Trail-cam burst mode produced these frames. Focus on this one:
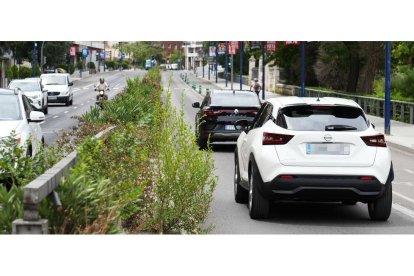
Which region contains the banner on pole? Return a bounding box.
[209,46,216,57]
[249,41,261,50]
[284,41,300,45]
[217,43,226,55]
[266,41,277,52]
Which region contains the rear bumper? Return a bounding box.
[259,174,386,202]
[207,131,241,142]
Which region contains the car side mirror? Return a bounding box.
[29,111,45,122]
[371,123,375,129]
[68,82,73,86]
[192,102,200,108]
[43,89,48,93]
[234,119,250,132]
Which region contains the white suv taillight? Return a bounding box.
[262,132,294,145]
[361,134,387,147]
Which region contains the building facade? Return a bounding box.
[183,41,203,70]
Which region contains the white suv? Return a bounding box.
[234,97,393,221]
[8,78,48,114]
[0,89,45,157]
[40,73,74,106]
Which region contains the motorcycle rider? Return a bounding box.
[250,78,262,97]
[94,78,109,101]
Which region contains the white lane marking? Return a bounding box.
[83,83,95,89]
[39,121,45,124]
[404,169,414,174]
[114,87,119,90]
[73,107,78,109]
[64,111,69,114]
[394,181,414,187]
[53,115,59,119]
[81,103,84,106]
[393,191,414,204]
[73,88,80,92]
[392,203,414,220]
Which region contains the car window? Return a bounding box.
[9,81,40,91]
[251,103,273,130]
[210,93,261,107]
[41,75,67,85]
[277,105,369,131]
[0,94,22,120]
[22,95,33,119]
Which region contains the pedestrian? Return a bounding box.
[250,78,262,97]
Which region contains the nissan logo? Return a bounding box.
[324,134,333,142]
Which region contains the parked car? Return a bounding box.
[40,73,73,106]
[8,78,48,114]
[234,96,393,221]
[0,88,45,158]
[192,90,261,149]
[170,63,178,70]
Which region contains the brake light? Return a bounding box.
[278,175,295,179]
[203,109,223,117]
[262,132,294,145]
[359,176,374,181]
[361,135,386,147]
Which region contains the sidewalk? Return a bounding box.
[182,68,414,153]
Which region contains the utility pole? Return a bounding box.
[215,46,218,83]
[103,41,106,72]
[231,45,234,90]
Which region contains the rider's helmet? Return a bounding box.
[100,78,104,84]
[254,78,258,82]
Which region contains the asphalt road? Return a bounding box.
[163,70,414,234]
[41,69,144,145]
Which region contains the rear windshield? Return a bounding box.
[9,81,40,91]
[278,105,369,131]
[41,75,66,85]
[0,94,21,121]
[210,93,261,108]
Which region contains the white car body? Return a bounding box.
[235,96,394,221]
[0,89,45,158]
[8,78,48,114]
[40,73,73,105]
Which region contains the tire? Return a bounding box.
[65,98,70,106]
[248,158,269,219]
[197,128,208,150]
[234,150,248,203]
[43,103,48,115]
[26,145,32,158]
[69,96,73,106]
[368,182,392,221]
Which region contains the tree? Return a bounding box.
[43,41,72,67]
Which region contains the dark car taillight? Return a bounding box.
[361,134,386,147]
[262,132,294,145]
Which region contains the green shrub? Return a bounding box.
[70,64,75,74]
[77,61,83,70]
[6,67,13,80]
[138,90,217,234]
[19,67,32,78]
[12,65,19,79]
[87,62,96,69]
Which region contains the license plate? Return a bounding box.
[49,96,57,100]
[306,143,350,155]
[225,125,235,131]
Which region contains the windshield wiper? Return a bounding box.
[325,124,357,131]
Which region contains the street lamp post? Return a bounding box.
[225,41,228,87]
[215,46,218,83]
[103,41,106,72]
[385,42,392,135]
[301,41,306,97]
[261,41,265,100]
[40,41,46,73]
[240,41,243,90]
[32,42,38,77]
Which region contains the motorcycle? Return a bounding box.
[95,87,109,109]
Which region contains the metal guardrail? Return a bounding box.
[12,126,115,234]
[276,84,414,125]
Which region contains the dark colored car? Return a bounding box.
[192,90,261,149]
